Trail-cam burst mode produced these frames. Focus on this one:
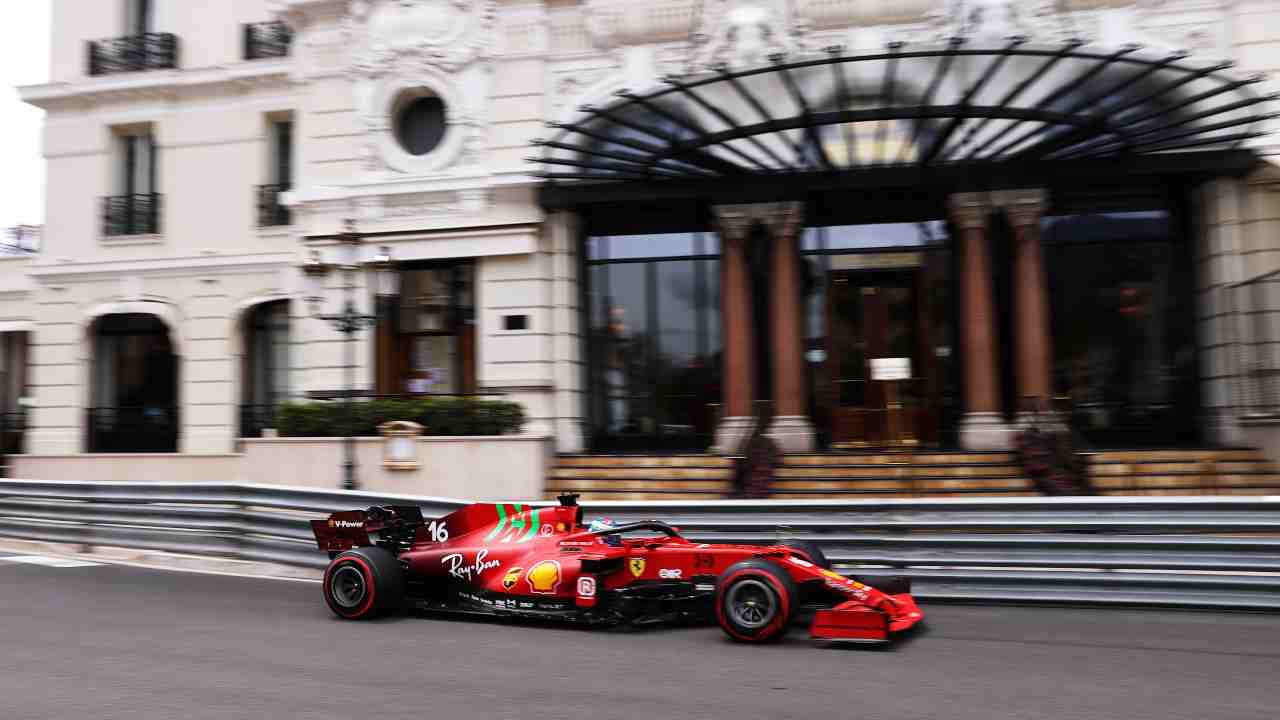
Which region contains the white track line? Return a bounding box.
[0,548,320,583]
[0,555,102,568]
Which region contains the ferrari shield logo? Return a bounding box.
[628,557,646,578]
[502,567,522,591]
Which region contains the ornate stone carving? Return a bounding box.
[948,192,991,230]
[347,0,498,78]
[992,189,1048,229]
[712,202,805,240]
[687,1,812,72]
[926,0,1077,43]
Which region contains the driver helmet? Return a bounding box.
[588,517,622,546]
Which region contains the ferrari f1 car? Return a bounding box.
[311,493,923,644]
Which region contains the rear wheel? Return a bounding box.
[323,547,405,620]
[715,560,798,643]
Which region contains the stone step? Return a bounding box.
[544,491,730,501]
[554,455,733,468]
[781,452,1016,466]
[771,476,1031,492]
[770,490,1039,498]
[1088,461,1276,475]
[773,465,1023,479]
[547,478,734,492]
[550,466,732,480]
[1084,449,1264,463]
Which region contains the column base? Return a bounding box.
[764,415,816,453]
[1013,411,1066,434]
[959,412,1013,450]
[712,416,756,455]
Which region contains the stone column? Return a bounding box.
[949,193,1009,450]
[762,202,815,452]
[996,190,1055,426]
[711,205,758,454]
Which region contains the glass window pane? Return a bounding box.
[600,263,650,433]
[1041,211,1171,244]
[400,269,452,331]
[655,261,699,435]
[598,233,698,260]
[407,335,457,393]
[821,221,945,250]
[587,236,605,261]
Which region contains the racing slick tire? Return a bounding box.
[715,559,798,643]
[777,540,830,569]
[322,547,405,620]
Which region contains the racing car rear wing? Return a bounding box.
[311,505,426,554]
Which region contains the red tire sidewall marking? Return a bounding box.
[324,555,377,619]
[716,567,791,642]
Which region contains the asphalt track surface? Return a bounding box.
[3,553,1279,720]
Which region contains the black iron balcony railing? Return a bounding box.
[244,21,293,60]
[88,33,179,76]
[87,406,178,453]
[256,184,292,227]
[102,193,162,237]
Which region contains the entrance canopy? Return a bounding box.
[535,39,1274,199]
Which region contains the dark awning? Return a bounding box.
[534,39,1274,199]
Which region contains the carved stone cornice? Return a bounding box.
[712,202,805,241]
[993,189,1049,229]
[18,65,295,112]
[948,192,992,231]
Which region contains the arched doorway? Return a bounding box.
[88,313,178,453]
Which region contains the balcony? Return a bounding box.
[102,193,162,237]
[88,33,179,76]
[256,184,292,227]
[244,21,293,60]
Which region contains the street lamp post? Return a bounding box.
[301,219,397,490]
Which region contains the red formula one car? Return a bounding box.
[311,494,923,644]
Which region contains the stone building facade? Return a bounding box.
[4,0,1280,474]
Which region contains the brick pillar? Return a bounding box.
[997,189,1055,425]
[949,193,1009,450]
[762,202,815,452]
[711,205,757,453]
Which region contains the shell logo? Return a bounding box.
[526,560,561,594]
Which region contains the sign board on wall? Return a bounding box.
[870,357,912,381]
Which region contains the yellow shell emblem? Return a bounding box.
[629,557,646,578]
[526,560,561,594]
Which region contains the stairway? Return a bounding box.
[771,451,1034,498]
[545,448,1280,501]
[1083,448,1280,495]
[546,454,736,501]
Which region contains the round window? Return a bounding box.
[394,94,447,157]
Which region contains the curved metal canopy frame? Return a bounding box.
[533,38,1276,185]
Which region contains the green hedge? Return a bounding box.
[274,398,525,438]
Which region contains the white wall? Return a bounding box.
[12,435,553,501]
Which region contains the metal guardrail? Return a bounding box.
[0,481,1278,609]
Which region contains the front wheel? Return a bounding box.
[715,560,798,643]
[322,547,405,620]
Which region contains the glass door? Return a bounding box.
[826,269,927,447]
